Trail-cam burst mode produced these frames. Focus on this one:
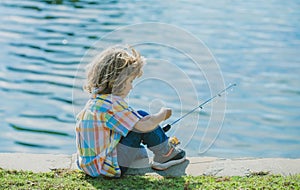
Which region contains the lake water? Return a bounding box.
[0,0,299,158]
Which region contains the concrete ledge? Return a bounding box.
[0,153,299,176]
[0,153,77,173]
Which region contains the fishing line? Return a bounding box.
[163,83,236,132]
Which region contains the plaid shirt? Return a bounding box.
[75,94,140,177]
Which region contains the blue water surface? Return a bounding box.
[0,0,299,158]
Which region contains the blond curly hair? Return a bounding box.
[84,45,145,96]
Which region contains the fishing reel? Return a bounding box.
[162,124,171,132]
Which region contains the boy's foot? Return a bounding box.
[151,138,186,171]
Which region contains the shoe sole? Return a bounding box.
[151,156,186,171]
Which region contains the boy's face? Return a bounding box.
[120,75,135,98]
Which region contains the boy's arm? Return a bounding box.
[133,108,172,132]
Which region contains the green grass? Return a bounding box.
[0,168,299,190]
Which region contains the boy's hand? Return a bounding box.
[134,108,172,132]
[161,107,172,120]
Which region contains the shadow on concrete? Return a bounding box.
[125,159,190,177]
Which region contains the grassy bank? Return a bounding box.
[0,168,299,190]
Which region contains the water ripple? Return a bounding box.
[0,87,53,96]
[19,114,74,123]
[10,53,78,65]
[7,66,77,79]
[15,141,59,149]
[9,123,71,137]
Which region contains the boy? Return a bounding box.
[75,45,186,177]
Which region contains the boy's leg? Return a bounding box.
[117,110,185,173]
[137,110,169,147]
[137,110,186,170]
[117,130,144,174]
[117,110,166,174]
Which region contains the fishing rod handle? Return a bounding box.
[162,124,171,132]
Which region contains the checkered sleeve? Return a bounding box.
[106,99,140,136]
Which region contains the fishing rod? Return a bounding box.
[162,83,237,132]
